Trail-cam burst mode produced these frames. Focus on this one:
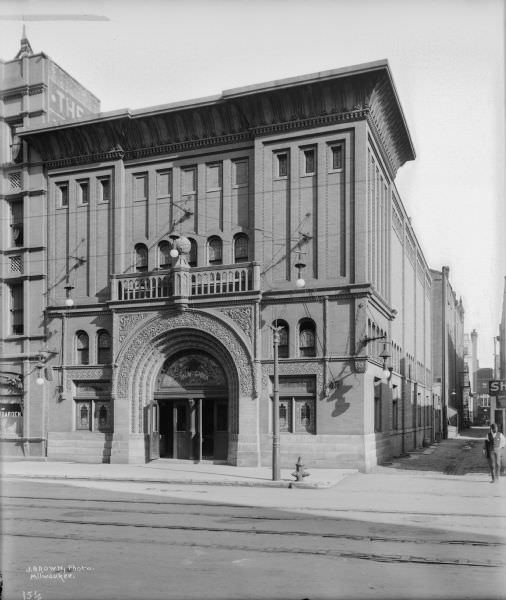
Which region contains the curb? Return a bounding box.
[0,473,341,489]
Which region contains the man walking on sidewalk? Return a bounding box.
[485,423,506,482]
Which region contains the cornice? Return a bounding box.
[0,83,46,100]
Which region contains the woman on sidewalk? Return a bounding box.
[484,423,506,482]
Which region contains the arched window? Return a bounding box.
[188,238,198,267]
[97,330,111,364]
[234,233,249,263]
[272,320,289,358]
[207,236,223,265]
[158,241,171,269]
[299,319,316,357]
[134,243,148,272]
[76,331,89,365]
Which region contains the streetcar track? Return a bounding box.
[2,494,504,519]
[2,530,500,568]
[3,515,504,548]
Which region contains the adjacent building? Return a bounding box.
[2,35,447,470]
[0,32,100,452]
[431,267,466,437]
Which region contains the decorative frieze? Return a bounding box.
[118,313,146,344]
[218,306,253,340]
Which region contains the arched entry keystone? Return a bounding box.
[112,310,256,464]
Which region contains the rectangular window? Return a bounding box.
[134,174,148,200]
[157,170,172,197]
[182,167,196,194]
[94,401,112,432]
[76,401,92,430]
[98,176,111,202]
[272,394,316,434]
[330,145,343,170]
[392,399,398,430]
[374,379,382,432]
[303,148,315,175]
[78,180,89,205]
[206,163,222,190]
[10,283,24,335]
[57,182,69,207]
[412,386,417,428]
[233,160,248,186]
[276,152,288,177]
[10,201,23,247]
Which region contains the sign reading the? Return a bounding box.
[489,380,506,395]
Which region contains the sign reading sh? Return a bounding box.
[489,380,506,395]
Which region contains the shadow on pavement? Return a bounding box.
[381,427,503,476]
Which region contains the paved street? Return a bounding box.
[1,428,505,600]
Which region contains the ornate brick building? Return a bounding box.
[2,35,437,470]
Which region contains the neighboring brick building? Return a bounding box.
[3,35,437,470]
[431,267,465,437]
[0,32,100,455]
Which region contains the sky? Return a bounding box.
[1,0,504,368]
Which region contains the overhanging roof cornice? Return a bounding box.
[20,60,415,176]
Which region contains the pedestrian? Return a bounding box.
[484,424,506,483]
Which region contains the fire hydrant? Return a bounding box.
[291,456,310,481]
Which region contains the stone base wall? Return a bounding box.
[47,431,112,463]
[0,438,44,458]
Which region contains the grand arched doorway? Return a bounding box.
[155,351,229,461]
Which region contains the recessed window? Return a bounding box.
[272,320,289,358]
[134,174,148,201]
[206,163,222,190]
[207,236,223,265]
[97,330,111,364]
[233,233,249,263]
[157,170,172,197]
[135,244,148,272]
[233,160,248,186]
[57,182,69,207]
[299,319,316,357]
[99,176,111,202]
[182,168,196,195]
[275,397,315,433]
[331,145,343,170]
[188,238,198,267]
[158,241,171,269]
[9,283,23,335]
[303,149,315,175]
[78,180,89,205]
[276,153,288,177]
[76,331,90,365]
[9,201,23,247]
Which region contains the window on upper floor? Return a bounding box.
[135,244,148,272]
[158,241,171,269]
[76,331,90,365]
[57,182,69,208]
[233,159,248,186]
[233,233,249,263]
[98,176,111,202]
[330,145,343,170]
[9,283,23,336]
[134,173,148,201]
[303,148,315,175]
[78,179,89,205]
[9,201,23,247]
[206,163,222,190]
[273,320,289,359]
[207,236,223,265]
[188,238,198,267]
[9,121,23,163]
[299,319,316,357]
[97,330,111,365]
[276,152,288,178]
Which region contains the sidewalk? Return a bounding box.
[0,458,357,489]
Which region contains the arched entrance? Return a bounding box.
[154,351,229,461]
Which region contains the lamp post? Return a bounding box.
[271,324,282,481]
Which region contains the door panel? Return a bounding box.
[148,402,160,460]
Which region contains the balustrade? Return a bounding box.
[112,263,259,302]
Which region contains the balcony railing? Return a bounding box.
[111,262,260,302]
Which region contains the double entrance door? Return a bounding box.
[158,398,228,461]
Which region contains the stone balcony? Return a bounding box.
[110,262,261,302]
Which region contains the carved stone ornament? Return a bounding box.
[218,306,253,340]
[118,313,146,344]
[261,361,325,400]
[64,368,112,393]
[353,358,368,374]
[0,372,23,393]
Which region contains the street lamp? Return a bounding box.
[271,322,284,481]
